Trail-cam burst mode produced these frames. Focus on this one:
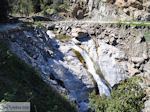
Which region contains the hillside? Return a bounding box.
[0,40,76,112]
[0,0,150,112]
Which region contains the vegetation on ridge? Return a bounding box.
[0,0,70,22]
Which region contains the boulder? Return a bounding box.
[143,99,150,112]
[79,102,89,112]
[46,24,55,30]
[72,38,81,45]
[46,30,56,39]
[97,43,128,87]
[144,61,150,74]
[145,14,150,21]
[71,28,88,38]
[131,57,145,64]
[143,52,149,60]
[127,63,140,76]
[135,34,145,43]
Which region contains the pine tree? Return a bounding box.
[32,0,41,13]
[0,0,10,21]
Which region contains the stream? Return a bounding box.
[72,45,111,96]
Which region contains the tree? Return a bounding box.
[12,0,33,16]
[0,0,10,21]
[31,0,41,13]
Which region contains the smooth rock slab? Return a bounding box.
[98,42,128,87]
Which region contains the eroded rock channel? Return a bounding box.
[0,23,150,112]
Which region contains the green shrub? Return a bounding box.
[34,21,45,28]
[56,34,71,42]
[89,77,146,112]
[57,3,70,12]
[46,8,57,14]
[12,0,33,16]
[72,49,87,69]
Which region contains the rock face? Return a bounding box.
[69,0,150,21]
[49,22,150,112]
[98,43,128,86]
[1,22,150,112]
[0,28,94,112]
[123,0,149,20]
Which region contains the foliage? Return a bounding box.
[42,1,69,16]
[0,0,70,18]
[72,49,87,68]
[56,34,71,42]
[116,21,150,27]
[34,21,45,28]
[72,49,84,63]
[0,40,77,112]
[0,0,10,21]
[41,6,57,16]
[52,2,70,12]
[45,7,57,15]
[31,0,41,13]
[11,0,33,16]
[89,77,146,112]
[40,0,53,10]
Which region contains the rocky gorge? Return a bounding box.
[0,22,149,112]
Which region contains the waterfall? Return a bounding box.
[72,45,111,96]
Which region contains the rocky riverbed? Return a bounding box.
[0,22,150,112]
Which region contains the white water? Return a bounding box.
[72,45,111,96]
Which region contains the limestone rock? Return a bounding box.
[143,99,150,112]
[72,38,81,45]
[127,63,140,76]
[79,102,89,112]
[97,42,128,87]
[135,34,145,44]
[71,27,89,41]
[144,61,150,74]
[46,30,56,39]
[145,14,150,21]
[71,27,82,37]
[143,53,149,60]
[131,57,145,64]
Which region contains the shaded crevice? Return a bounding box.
[49,73,65,88]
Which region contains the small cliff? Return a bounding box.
[0,22,149,111]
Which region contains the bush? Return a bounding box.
[89,77,146,112]
[56,34,71,42]
[12,0,33,16]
